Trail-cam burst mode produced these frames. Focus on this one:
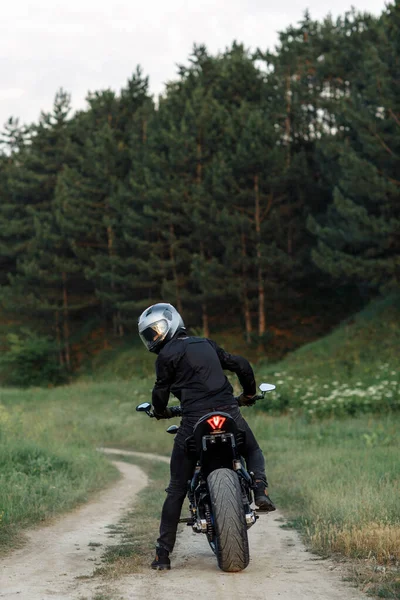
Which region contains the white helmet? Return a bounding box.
[138,303,185,352]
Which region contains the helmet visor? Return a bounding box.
[139,319,169,350]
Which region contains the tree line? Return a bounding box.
[0,4,398,372]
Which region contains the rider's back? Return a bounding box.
[157,335,235,414]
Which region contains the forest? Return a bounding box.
[0,3,399,381]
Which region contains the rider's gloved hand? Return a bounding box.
[153,407,172,420]
[153,406,182,419]
[236,393,257,407]
[169,405,182,418]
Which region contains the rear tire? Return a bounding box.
[207,468,250,572]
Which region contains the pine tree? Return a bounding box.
[0,118,32,286]
[163,44,271,335]
[56,70,154,336]
[132,82,194,319]
[309,5,400,291]
[229,100,292,343]
[0,91,85,368]
[182,68,232,336]
[124,48,230,334]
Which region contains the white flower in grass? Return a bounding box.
[312,400,319,405]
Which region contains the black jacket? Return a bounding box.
[152,334,256,416]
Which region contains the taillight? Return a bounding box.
[207,415,227,430]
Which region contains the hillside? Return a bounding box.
[261,294,399,376]
[79,295,400,419]
[257,294,400,417]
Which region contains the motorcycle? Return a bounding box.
[136,382,275,573]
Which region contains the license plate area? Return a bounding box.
[202,432,236,452]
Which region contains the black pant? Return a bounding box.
[157,406,267,552]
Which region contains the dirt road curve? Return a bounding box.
[0,450,367,600]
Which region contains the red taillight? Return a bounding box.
[207,415,227,430]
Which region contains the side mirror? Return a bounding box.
[136,402,152,412]
[166,425,179,435]
[259,383,276,393]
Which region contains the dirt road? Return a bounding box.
[0,450,367,600]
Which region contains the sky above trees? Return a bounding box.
[1,0,389,126]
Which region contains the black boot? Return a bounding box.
[151,546,171,570]
[254,481,276,512]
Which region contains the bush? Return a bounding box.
[0,329,67,387]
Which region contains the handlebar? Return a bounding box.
[135,402,182,419]
[135,383,276,419]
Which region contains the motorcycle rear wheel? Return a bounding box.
[207,468,250,572]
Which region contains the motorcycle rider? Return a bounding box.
[138,302,276,571]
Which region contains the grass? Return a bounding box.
[0,295,399,596]
[79,335,155,382]
[263,294,400,375]
[255,294,400,418]
[0,384,398,596]
[0,387,120,548]
[251,415,400,562]
[0,378,175,549]
[253,414,400,598]
[0,439,117,542]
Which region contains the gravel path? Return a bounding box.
[0,449,367,600]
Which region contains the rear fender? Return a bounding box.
[185,411,246,457]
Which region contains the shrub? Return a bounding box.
[0,329,67,387]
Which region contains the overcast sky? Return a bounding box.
[1,0,389,127]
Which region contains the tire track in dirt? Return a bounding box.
[0,449,368,600]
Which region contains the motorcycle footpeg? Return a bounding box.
[178,517,193,524]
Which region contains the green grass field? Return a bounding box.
[0,295,399,595]
[1,381,398,561]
